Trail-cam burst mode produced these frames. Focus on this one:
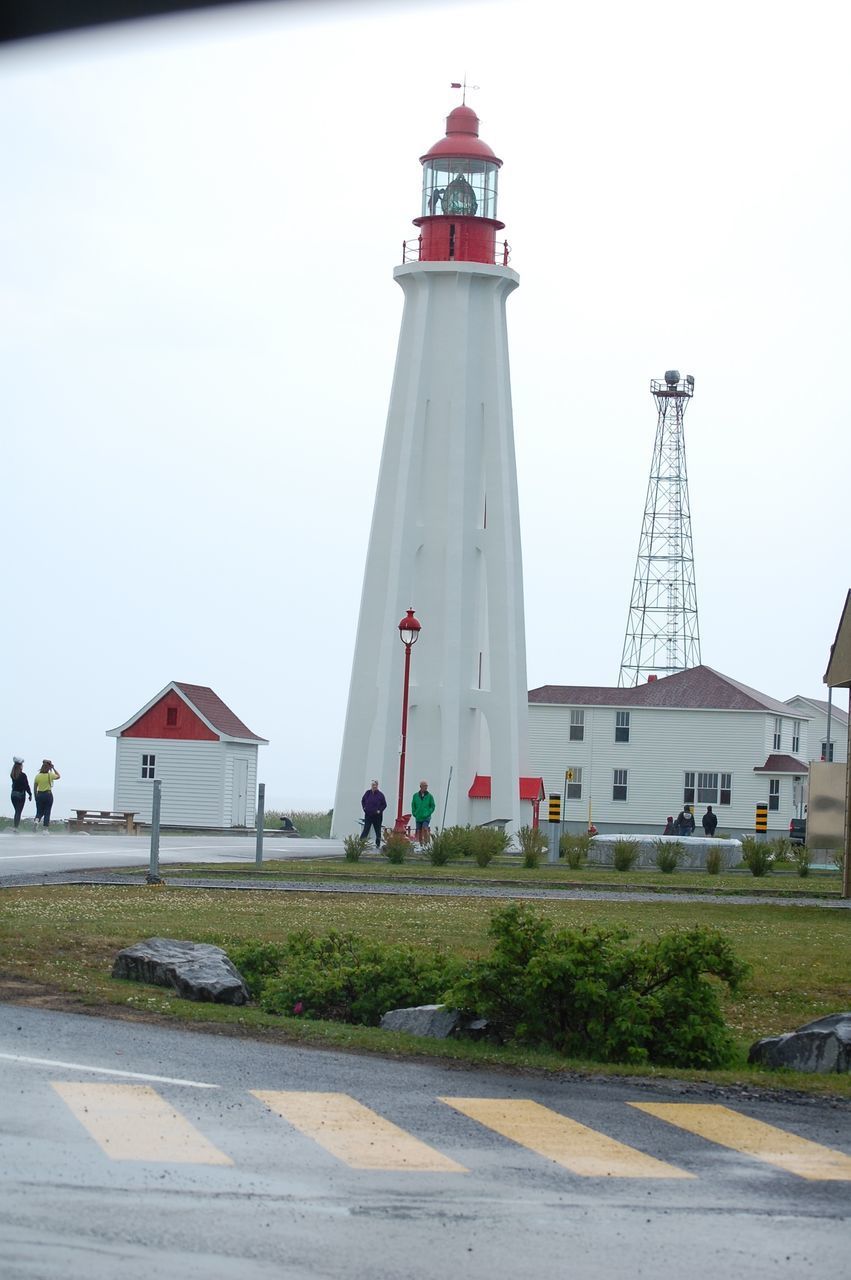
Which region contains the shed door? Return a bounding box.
[232,758,248,826]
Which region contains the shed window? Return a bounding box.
[141,754,156,780]
[612,769,628,801]
[166,706,178,727]
[569,710,585,741]
[566,767,582,801]
[615,711,630,743]
[720,773,732,806]
[683,772,695,805]
[768,778,780,811]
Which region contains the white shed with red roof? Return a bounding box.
[107,682,268,828]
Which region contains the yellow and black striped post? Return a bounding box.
[755,803,768,834]
[547,794,561,864]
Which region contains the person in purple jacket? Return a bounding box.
[361,779,387,848]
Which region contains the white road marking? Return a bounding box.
[0,1052,219,1088]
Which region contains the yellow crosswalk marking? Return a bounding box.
[440,1098,693,1178]
[630,1103,851,1181]
[252,1091,467,1172]
[51,1083,232,1164]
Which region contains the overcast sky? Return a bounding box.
[3,0,849,813]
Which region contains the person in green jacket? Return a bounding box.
[411,780,435,845]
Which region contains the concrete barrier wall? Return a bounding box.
[588,834,743,872]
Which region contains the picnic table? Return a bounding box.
[68,809,139,835]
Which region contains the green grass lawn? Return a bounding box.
[151,854,844,898]
[1,881,849,1098]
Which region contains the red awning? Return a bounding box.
[468,775,545,801]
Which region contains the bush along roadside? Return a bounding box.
[444,903,749,1068]
[229,903,749,1069]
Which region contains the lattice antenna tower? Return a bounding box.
[618,370,701,687]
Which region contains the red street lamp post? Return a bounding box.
[395,607,421,832]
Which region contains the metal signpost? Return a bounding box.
[146,779,163,884]
[255,782,265,867]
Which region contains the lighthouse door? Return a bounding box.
[232,758,248,827]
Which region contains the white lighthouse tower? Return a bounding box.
[332,101,529,836]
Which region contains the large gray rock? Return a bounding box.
[748,1012,851,1073]
[112,937,249,1005]
[380,1004,461,1038]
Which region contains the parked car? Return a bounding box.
[789,817,806,845]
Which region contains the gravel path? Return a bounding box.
[2,868,848,908]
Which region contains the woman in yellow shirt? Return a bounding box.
[33,759,60,830]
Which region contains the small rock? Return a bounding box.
[380,1004,461,1038]
[112,937,249,1005]
[748,1012,851,1073]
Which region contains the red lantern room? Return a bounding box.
[411,104,506,265]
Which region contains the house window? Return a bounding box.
[683,772,695,805]
[141,753,156,780]
[566,767,582,801]
[613,769,628,801]
[821,741,835,762]
[720,772,732,805]
[791,720,800,754]
[773,717,782,751]
[615,711,630,743]
[697,772,719,804]
[569,710,585,741]
[768,778,780,811]
[166,706,178,727]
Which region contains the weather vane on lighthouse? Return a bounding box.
[450,76,479,105]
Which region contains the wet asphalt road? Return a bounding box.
[1,1005,849,1280]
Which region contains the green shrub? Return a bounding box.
[516,825,548,868]
[444,903,748,1068]
[469,826,509,867]
[770,835,794,865]
[612,838,640,872]
[560,832,591,868]
[653,838,685,874]
[740,835,773,877]
[440,826,473,859]
[791,845,812,878]
[382,832,408,864]
[342,834,367,862]
[426,830,456,866]
[234,931,463,1026]
[705,846,724,875]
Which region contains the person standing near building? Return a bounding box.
[411,780,435,845]
[10,758,32,830]
[33,759,60,830]
[680,806,696,836]
[360,779,386,849]
[702,805,718,836]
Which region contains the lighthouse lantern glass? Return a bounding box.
[421,158,499,221]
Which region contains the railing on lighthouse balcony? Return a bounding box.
[402,236,511,266]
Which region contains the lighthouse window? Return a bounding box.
[421,159,498,221]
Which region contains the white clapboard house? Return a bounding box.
[528,666,811,836]
[783,694,848,764]
[108,682,268,828]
